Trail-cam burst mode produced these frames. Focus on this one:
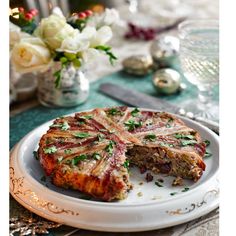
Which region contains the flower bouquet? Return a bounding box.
[10,7,119,107]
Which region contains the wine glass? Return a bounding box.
[178,20,219,121]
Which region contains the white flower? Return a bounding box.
[34,14,75,49]
[87,8,120,28]
[83,26,113,47]
[52,6,65,18]
[57,30,90,54]
[10,22,21,48]
[103,8,120,26]
[11,37,52,73]
[81,48,99,63]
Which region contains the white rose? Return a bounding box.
[11,37,52,73]
[57,30,90,54]
[34,14,75,49]
[10,22,21,49]
[83,26,112,47]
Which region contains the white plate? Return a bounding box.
[10,109,219,232]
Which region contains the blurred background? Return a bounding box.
[9,0,219,111]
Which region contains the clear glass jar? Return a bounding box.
[37,63,89,107]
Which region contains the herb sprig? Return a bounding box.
[124,120,142,131]
[144,134,156,142]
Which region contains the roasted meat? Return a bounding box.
[38,106,206,201]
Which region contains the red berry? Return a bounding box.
[25,12,33,20]
[84,10,93,17]
[18,7,24,13]
[78,12,86,19]
[29,9,38,16]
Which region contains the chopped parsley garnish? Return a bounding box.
[50,121,70,131]
[105,140,116,155]
[73,132,90,138]
[123,160,130,169]
[204,151,212,158]
[131,108,140,117]
[43,146,57,154]
[181,187,190,192]
[108,108,122,116]
[79,115,93,120]
[204,140,211,147]
[124,120,142,131]
[71,154,88,165]
[144,134,156,142]
[181,140,197,146]
[57,156,64,163]
[166,118,173,128]
[64,149,72,154]
[97,133,105,142]
[174,133,195,140]
[92,153,101,160]
[155,181,163,187]
[40,176,46,182]
[160,142,174,148]
[33,151,39,160]
[61,121,70,131]
[170,192,178,196]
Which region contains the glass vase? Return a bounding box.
[37,63,89,107]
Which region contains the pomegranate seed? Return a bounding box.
[78,12,86,19]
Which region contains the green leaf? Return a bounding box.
[155,181,163,187]
[174,133,195,140]
[79,115,93,120]
[105,140,116,155]
[181,187,190,192]
[61,121,70,131]
[204,151,212,158]
[97,133,105,142]
[144,134,156,142]
[123,160,130,169]
[131,108,140,117]
[124,120,142,131]
[73,132,90,138]
[64,149,72,154]
[170,192,178,196]
[181,140,197,146]
[159,142,174,148]
[95,45,117,65]
[43,146,57,154]
[71,154,88,165]
[92,153,101,160]
[54,69,62,89]
[204,140,211,147]
[107,108,122,116]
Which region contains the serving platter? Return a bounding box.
[10,108,219,232]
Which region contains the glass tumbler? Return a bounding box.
[178,20,219,121]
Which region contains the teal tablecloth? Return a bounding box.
[11,70,217,149]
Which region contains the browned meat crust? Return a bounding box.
[38,106,206,201]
